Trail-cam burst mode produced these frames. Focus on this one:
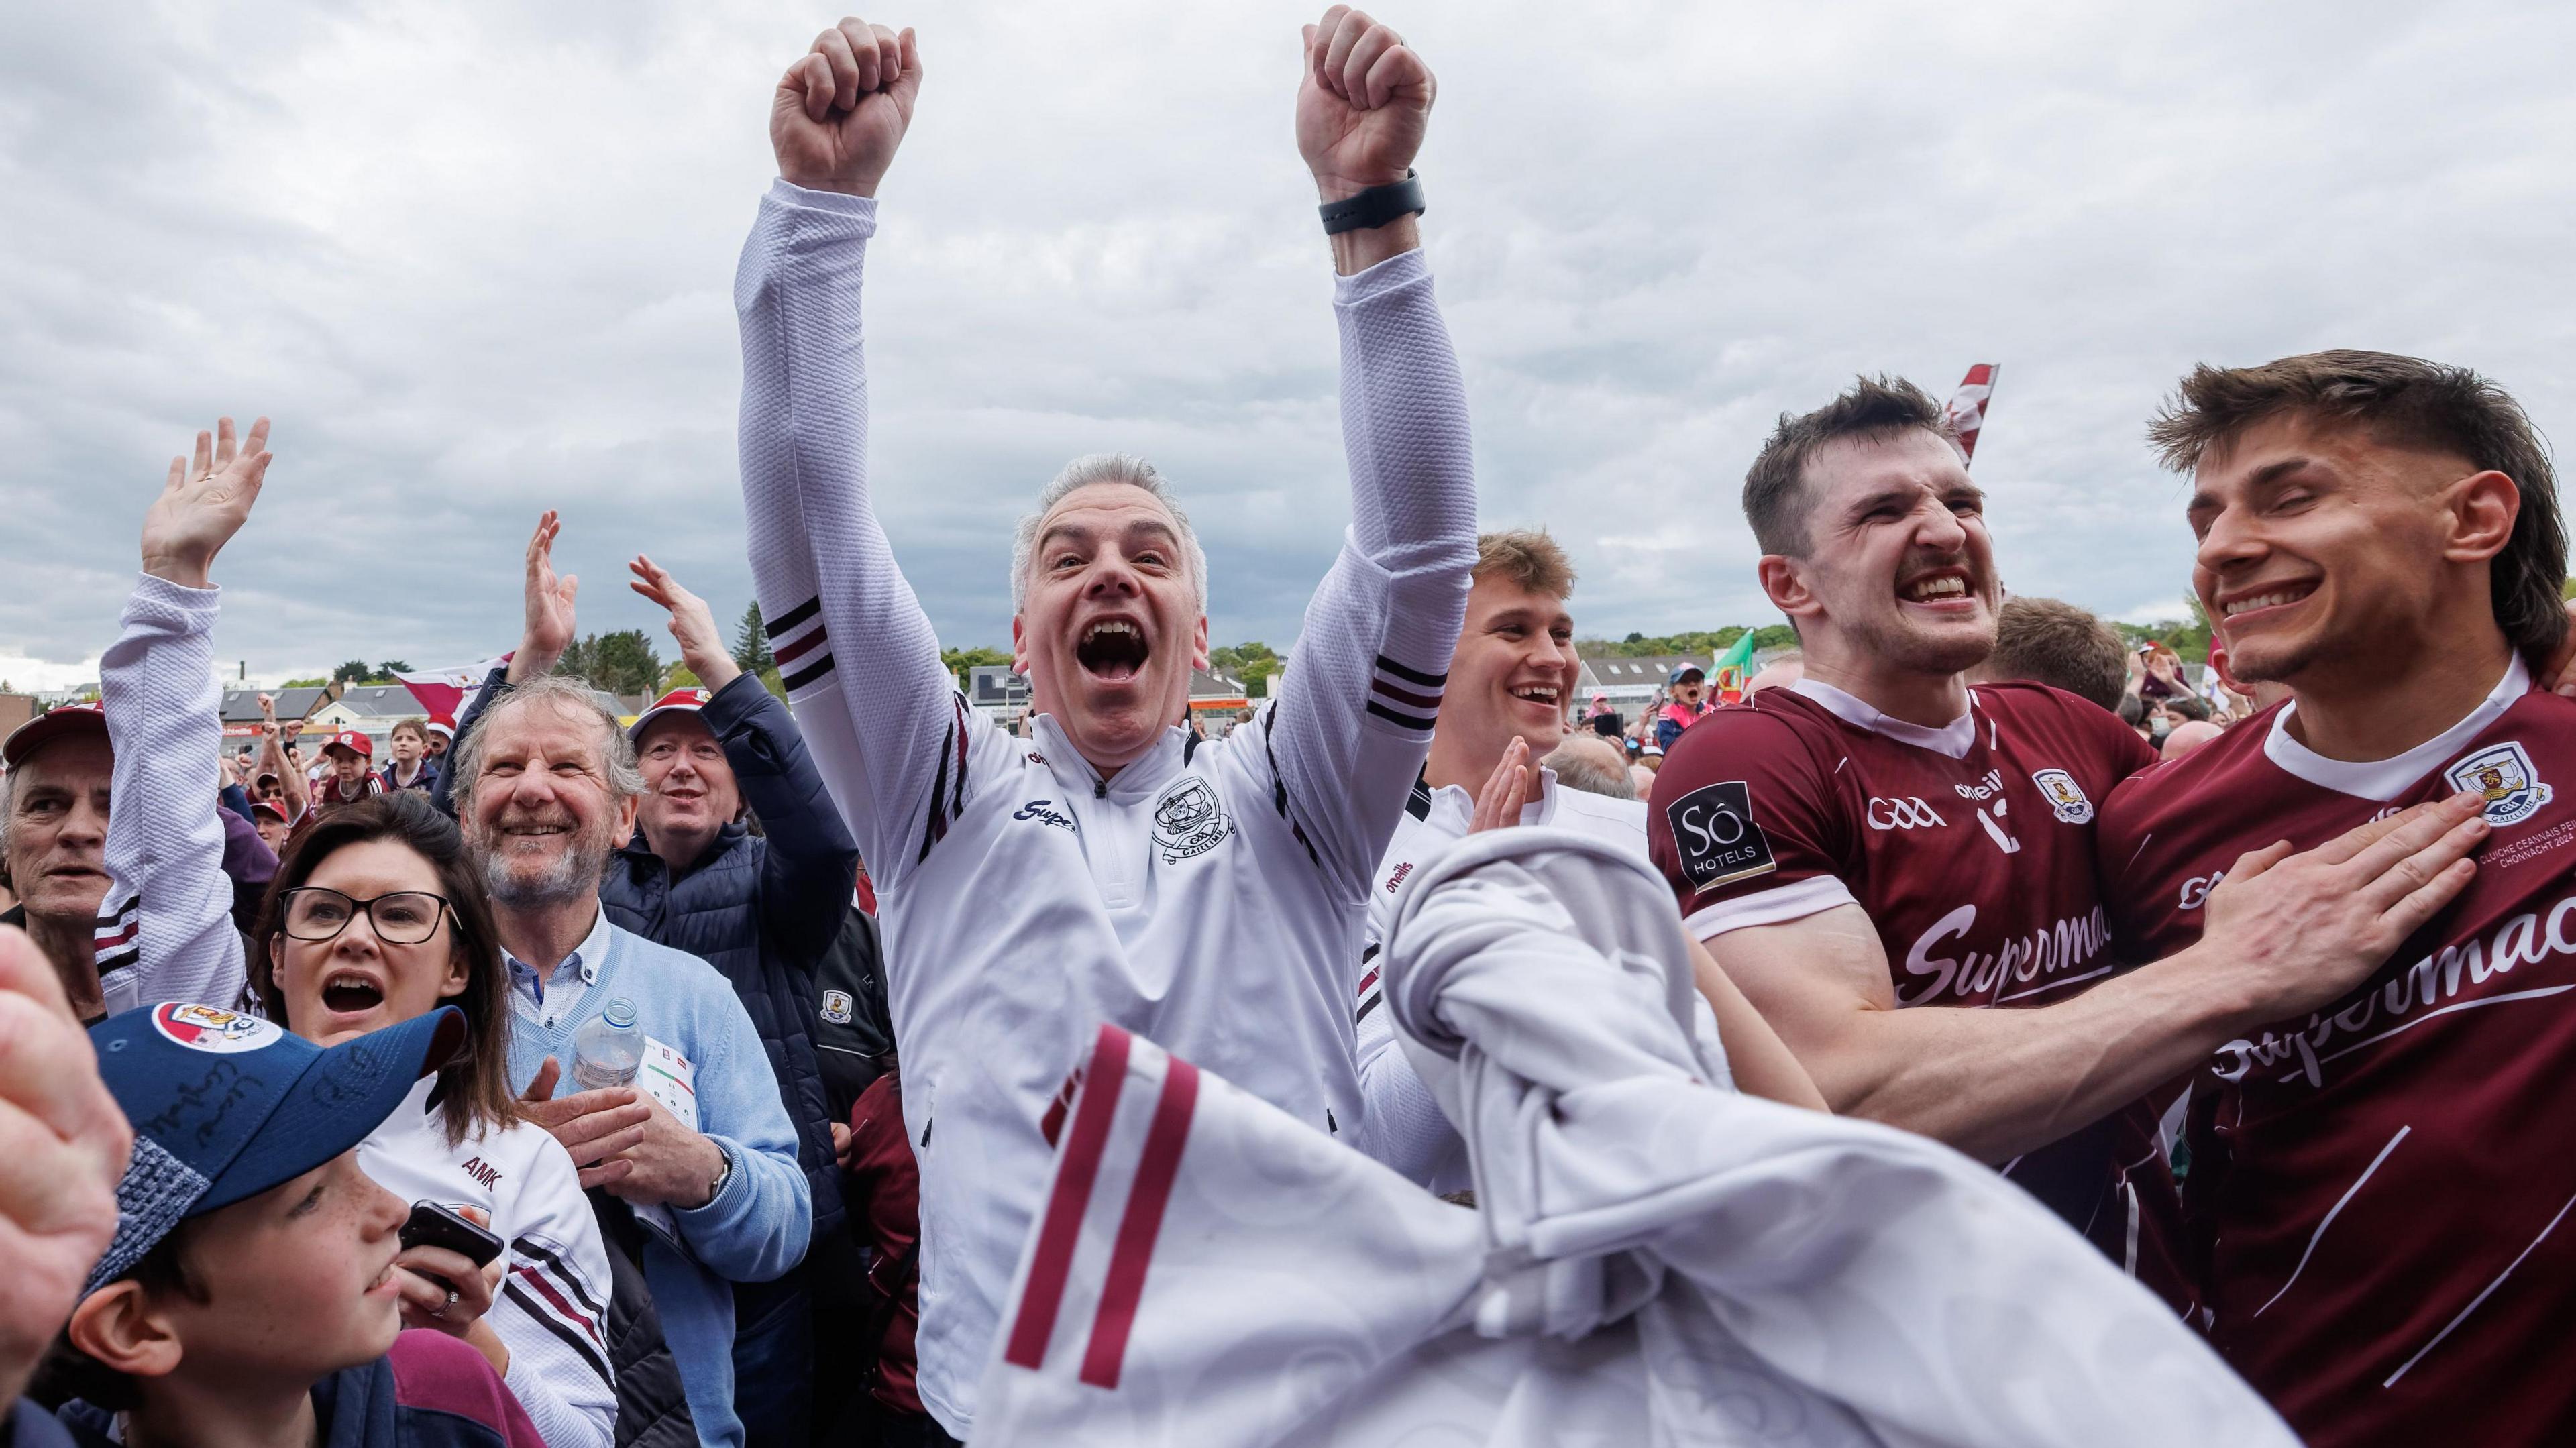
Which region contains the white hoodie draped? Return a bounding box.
[974,828,2293,1447]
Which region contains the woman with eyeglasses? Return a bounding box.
[97,421,619,1448]
[252,794,621,1448]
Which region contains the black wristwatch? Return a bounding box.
[1320,171,1426,235]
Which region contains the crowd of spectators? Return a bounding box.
[7,8,2575,1448]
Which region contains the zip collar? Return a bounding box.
[1031,714,1191,802]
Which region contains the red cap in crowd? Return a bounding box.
[250,799,290,824]
[321,730,373,760]
[425,714,455,740]
[1,700,109,769]
[629,687,712,742]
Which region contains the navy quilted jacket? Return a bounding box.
[600,671,857,1241]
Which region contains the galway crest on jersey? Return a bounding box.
[2445,740,2553,826]
[1152,777,1234,863]
[2031,767,2095,825]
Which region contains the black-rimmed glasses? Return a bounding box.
[279,887,451,944]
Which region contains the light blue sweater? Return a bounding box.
[506,924,811,1448]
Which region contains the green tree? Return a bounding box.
[331,659,373,685]
[940,645,1013,677]
[733,602,775,674]
[375,659,413,679]
[1210,641,1280,698]
[282,676,329,689]
[557,629,663,699]
[666,661,702,691]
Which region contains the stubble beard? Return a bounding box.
[474,812,614,911]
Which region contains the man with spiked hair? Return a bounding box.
[734,10,1475,1437]
[1647,375,2485,1316]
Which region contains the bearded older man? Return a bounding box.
[446,673,810,1448]
[735,11,1474,1437]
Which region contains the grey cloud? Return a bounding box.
[6,0,2576,687]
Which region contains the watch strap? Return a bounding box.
[1320,171,1426,235]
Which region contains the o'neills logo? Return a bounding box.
[1898,903,2112,1006]
[2216,891,2576,1089]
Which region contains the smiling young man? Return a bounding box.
[1348,532,1821,1190]
[2096,352,2576,1447]
[733,12,1474,1437]
[1647,377,2487,1303]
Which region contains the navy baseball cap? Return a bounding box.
[85,1002,466,1292]
[1668,664,1705,685]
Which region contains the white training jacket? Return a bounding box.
[733,179,1476,1433]
[100,575,620,1448]
[362,1078,619,1448]
[95,574,258,1015]
[1352,767,1647,1192]
[972,830,2297,1446]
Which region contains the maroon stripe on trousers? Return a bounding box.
[1003,1025,1134,1371]
[1079,1053,1201,1388]
[1371,677,1441,712]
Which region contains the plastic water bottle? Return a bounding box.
[570,998,643,1091]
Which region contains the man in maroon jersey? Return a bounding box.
[1648,376,2483,1302]
[2099,350,2571,1447]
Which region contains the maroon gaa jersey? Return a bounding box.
[2099,657,2576,1448]
[1647,678,2190,1302]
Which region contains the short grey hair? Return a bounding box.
[1009,453,1210,615]
[1544,736,1642,801]
[448,674,645,826]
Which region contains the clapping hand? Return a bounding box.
[508,511,578,683]
[629,555,743,693]
[142,416,272,590]
[1467,735,1533,834]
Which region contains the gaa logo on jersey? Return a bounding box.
[2030,768,2094,825]
[819,989,855,1026]
[1151,777,1234,863]
[2446,741,2553,826]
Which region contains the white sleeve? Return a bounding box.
[99,574,248,1015]
[1258,252,1477,898]
[735,180,994,889]
[489,1130,619,1448]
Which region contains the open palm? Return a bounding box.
[1295,7,1434,198]
[141,416,271,589]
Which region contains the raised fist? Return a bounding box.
[1296,7,1434,201]
[771,17,922,198]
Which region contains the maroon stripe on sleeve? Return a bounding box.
[1079,1053,1200,1389]
[773,626,826,664]
[1002,1025,1134,1372]
[1371,677,1442,712]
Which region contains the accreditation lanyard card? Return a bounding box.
[640,1035,699,1132]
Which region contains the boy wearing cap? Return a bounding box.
[312,732,386,820]
[44,1001,543,1448]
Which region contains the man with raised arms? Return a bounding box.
[734,11,1474,1438]
[1646,378,2484,1304]
[2099,352,2576,1446]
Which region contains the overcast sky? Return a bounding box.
[6,0,2574,689]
